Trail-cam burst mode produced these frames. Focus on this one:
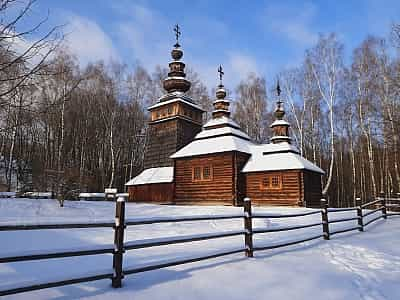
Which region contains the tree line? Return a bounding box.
[1,1,399,206]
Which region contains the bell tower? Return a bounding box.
[270,80,291,144]
[144,25,204,169]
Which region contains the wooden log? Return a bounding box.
[243,197,253,257]
[321,199,330,240]
[380,192,387,220]
[112,197,125,288]
[356,197,363,232]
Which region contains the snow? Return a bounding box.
[270,119,290,127]
[212,109,230,113]
[213,99,230,104]
[79,193,106,199]
[0,198,399,299]
[23,192,53,198]
[194,126,251,140]
[0,192,16,198]
[270,135,292,142]
[125,167,174,186]
[147,97,204,112]
[203,116,240,129]
[171,135,253,158]
[242,144,324,174]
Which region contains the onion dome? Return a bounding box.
[212,65,230,119]
[271,80,291,144]
[163,24,191,93]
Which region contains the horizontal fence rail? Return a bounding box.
[361,199,382,208]
[253,234,324,252]
[253,222,322,234]
[252,210,321,219]
[0,222,115,231]
[0,245,114,263]
[1,194,399,296]
[327,207,358,212]
[124,248,245,275]
[0,270,114,297]
[125,230,246,250]
[125,214,244,226]
[328,216,359,224]
[330,226,360,236]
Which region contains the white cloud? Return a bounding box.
[262,2,317,46]
[111,2,170,70]
[228,53,259,79]
[64,14,119,65]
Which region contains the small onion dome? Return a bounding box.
[216,84,227,99]
[274,105,285,119]
[171,47,183,60]
[163,76,191,93]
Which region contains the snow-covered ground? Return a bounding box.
[0,198,399,300]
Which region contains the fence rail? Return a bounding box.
[1,194,399,296]
[0,222,114,231]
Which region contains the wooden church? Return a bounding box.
[126,27,324,207]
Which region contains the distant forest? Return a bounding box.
[1,1,400,206]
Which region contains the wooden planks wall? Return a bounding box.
[175,152,237,205]
[245,170,302,206]
[127,183,174,203]
[234,152,251,206]
[302,170,323,208]
[144,118,201,169]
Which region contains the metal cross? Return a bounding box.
[218,65,224,83]
[174,24,181,44]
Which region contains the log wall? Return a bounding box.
[144,118,201,169]
[175,152,248,205]
[245,170,302,206]
[127,183,174,203]
[303,170,323,208]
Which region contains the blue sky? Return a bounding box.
[22,0,400,89]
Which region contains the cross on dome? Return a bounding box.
[276,79,281,97]
[174,24,181,47]
[218,65,224,84]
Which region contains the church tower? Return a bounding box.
[270,81,291,144]
[144,25,204,169]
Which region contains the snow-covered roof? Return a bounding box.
[257,142,300,154]
[195,126,251,140]
[148,97,205,112]
[203,116,240,129]
[242,144,324,174]
[125,167,174,186]
[171,135,253,158]
[270,120,290,127]
[213,99,230,104]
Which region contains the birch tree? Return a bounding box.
[308,33,344,196]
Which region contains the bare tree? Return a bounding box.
[308,33,344,196]
[234,73,268,143]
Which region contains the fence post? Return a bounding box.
[321,198,330,240]
[243,197,253,257]
[112,196,126,288]
[380,192,387,220]
[356,197,363,232]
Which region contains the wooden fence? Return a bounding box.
[0,195,399,296]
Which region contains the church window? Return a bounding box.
[203,166,211,180]
[261,174,282,190]
[192,165,213,182]
[262,177,270,188]
[193,167,201,181]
